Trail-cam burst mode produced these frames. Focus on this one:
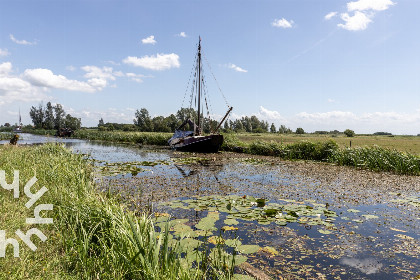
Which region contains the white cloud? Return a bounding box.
[228,63,247,73]
[324,12,338,20]
[141,35,156,45]
[337,0,394,31]
[327,98,336,103]
[0,48,10,56]
[0,62,48,105]
[126,73,146,83]
[123,53,180,71]
[177,32,187,38]
[347,0,395,11]
[9,34,36,45]
[257,106,287,122]
[23,68,97,92]
[272,18,294,28]
[338,11,372,31]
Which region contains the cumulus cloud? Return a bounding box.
[257,106,287,122]
[9,34,36,45]
[123,53,180,71]
[228,63,247,73]
[272,18,294,28]
[347,0,395,11]
[337,0,395,31]
[325,12,338,20]
[0,48,10,56]
[0,62,48,105]
[23,68,97,92]
[141,35,156,45]
[338,11,372,31]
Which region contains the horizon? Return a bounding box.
[1,0,419,135]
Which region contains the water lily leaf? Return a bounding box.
[238,244,260,254]
[347,209,360,213]
[318,229,332,234]
[225,239,242,247]
[233,255,248,266]
[224,218,239,225]
[179,238,202,250]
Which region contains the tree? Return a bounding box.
[278,125,292,134]
[29,103,45,128]
[44,102,55,129]
[344,129,355,137]
[4,123,10,127]
[295,127,305,134]
[165,114,179,131]
[134,108,153,131]
[152,116,170,132]
[54,104,66,130]
[98,118,104,127]
[270,123,276,133]
[64,114,81,130]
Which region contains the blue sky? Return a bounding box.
[1,0,419,134]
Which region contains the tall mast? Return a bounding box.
[196,37,201,135]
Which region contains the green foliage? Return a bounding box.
[329,145,420,175]
[344,129,355,137]
[29,102,80,131]
[295,127,305,134]
[74,130,172,145]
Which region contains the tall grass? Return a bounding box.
[221,134,420,175]
[0,144,233,279]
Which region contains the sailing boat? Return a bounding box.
[168,37,233,153]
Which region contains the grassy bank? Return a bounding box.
[74,129,172,146]
[222,135,420,175]
[235,133,420,155]
[20,129,420,175]
[0,144,234,279]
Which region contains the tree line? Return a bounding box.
[96,107,300,134]
[29,102,81,130]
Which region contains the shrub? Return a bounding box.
[344,129,355,137]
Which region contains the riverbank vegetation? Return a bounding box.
[0,144,235,279]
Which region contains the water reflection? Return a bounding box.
[340,257,383,275]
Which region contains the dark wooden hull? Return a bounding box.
[169,134,223,153]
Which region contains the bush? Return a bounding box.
[295,127,305,134]
[344,129,355,137]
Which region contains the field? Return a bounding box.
[235,133,420,155]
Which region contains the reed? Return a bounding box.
[74,130,172,146]
[221,135,420,175]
